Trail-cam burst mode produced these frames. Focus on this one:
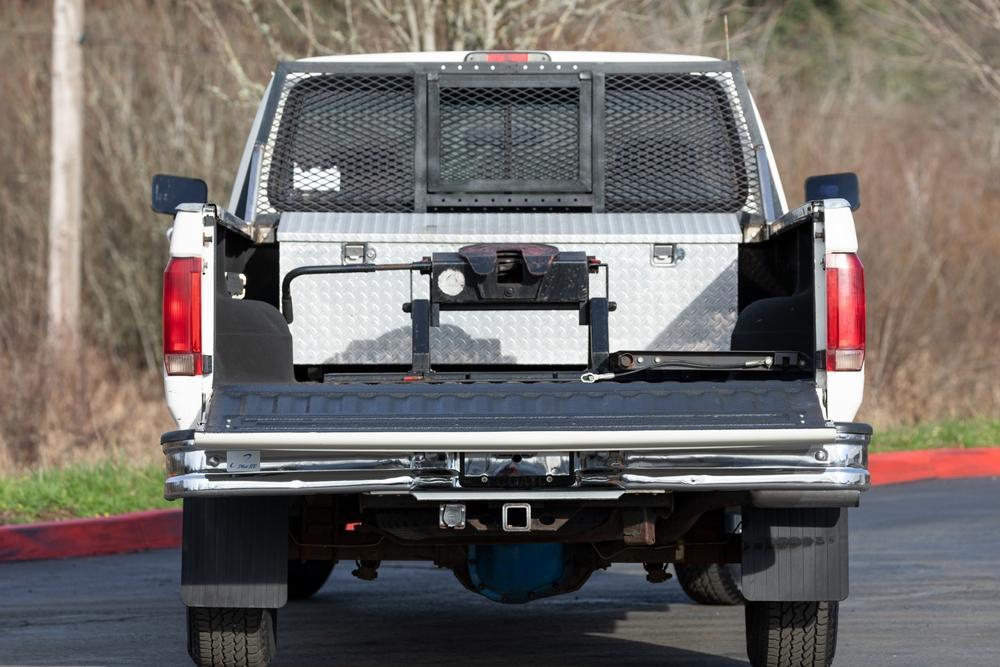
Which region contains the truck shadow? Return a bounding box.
[324,325,516,365]
[647,260,738,351]
[277,565,748,666]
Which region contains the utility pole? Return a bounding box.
[47,0,84,352]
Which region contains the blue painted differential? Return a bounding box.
[467,543,566,604]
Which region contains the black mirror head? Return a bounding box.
[151,174,208,215]
[804,172,860,211]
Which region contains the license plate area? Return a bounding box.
[461,453,574,489]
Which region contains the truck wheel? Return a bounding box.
[675,563,743,605]
[187,607,276,667]
[288,559,335,600]
[745,600,838,667]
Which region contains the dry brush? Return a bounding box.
[0,0,996,471]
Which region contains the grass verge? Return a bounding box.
[869,418,1000,453]
[1,419,997,524]
[0,462,173,525]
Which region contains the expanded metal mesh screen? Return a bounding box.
[252,65,762,215]
[604,72,760,214]
[258,73,415,214]
[437,86,580,183]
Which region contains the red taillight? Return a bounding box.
[465,51,551,63]
[163,257,202,376]
[826,253,866,371]
[486,52,529,62]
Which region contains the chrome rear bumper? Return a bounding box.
[161,424,871,500]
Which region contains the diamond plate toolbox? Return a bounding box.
[278,212,740,365]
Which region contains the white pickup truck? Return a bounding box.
[155,50,870,667]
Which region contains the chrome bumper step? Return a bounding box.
[162,424,870,500]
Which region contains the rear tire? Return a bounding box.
[187,607,276,667]
[675,563,743,605]
[288,559,335,600]
[745,600,838,667]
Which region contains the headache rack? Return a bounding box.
[240,60,775,218]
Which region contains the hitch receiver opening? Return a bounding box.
[502,503,532,532]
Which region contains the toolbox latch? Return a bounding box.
[342,242,374,265]
[652,243,683,267]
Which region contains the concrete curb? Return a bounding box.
[0,508,182,562]
[868,447,1000,485]
[2,447,998,562]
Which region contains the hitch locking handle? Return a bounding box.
[280,262,429,324]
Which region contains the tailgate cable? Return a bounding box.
[581,356,774,383]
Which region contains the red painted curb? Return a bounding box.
[0,508,182,562]
[869,447,1000,486]
[1,448,997,562]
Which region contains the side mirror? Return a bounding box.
[804,172,860,211]
[151,174,208,214]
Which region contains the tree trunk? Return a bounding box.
[47,0,85,352]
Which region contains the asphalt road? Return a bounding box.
[2,478,999,666]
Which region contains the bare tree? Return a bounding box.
[47,0,85,353]
[366,0,620,52]
[891,0,1000,105]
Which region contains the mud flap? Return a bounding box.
[740,507,848,601]
[181,497,290,608]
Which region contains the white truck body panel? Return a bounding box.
[164,208,214,429]
[226,80,274,214]
[821,201,864,421]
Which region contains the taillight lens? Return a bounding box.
[464,51,551,63]
[826,253,866,371]
[163,257,202,376]
[485,52,529,62]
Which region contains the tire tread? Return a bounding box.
[187,607,275,667]
[746,600,838,667]
[676,563,744,605]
